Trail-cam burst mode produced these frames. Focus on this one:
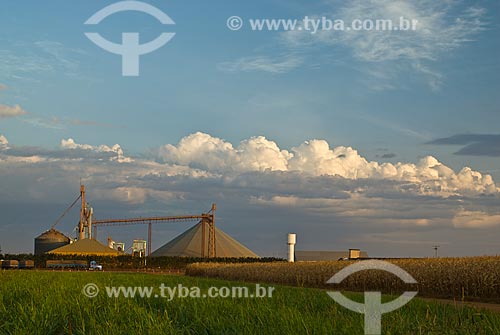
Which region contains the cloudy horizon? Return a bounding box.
[1,131,499,257]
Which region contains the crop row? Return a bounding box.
[186,256,500,303]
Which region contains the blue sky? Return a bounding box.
[1,0,500,256]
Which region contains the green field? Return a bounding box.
[1,271,499,334]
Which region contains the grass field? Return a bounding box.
[1,270,500,334]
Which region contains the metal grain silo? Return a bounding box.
[34,228,70,255]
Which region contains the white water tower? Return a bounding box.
[288,233,296,263]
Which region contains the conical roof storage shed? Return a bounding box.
[48,238,123,256]
[151,222,258,258]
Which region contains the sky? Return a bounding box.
[1,0,499,257]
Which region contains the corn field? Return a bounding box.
[186,256,500,303]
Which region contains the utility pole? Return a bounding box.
[433,245,440,258]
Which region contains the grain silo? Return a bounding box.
[34,228,71,255]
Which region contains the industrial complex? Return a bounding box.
[19,185,368,267]
[32,184,259,259]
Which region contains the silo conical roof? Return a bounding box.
[35,228,70,242]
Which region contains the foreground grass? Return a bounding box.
[1,270,499,334]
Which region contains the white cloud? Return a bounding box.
[61,138,99,151]
[34,41,80,73]
[22,115,64,130]
[237,136,292,171]
[0,40,85,82]
[218,55,303,74]
[0,134,9,149]
[342,1,482,62]
[0,104,27,118]
[281,0,486,89]
[159,132,235,170]
[453,210,500,228]
[159,132,291,173]
[292,143,497,196]
[160,132,498,197]
[9,132,492,202]
[286,1,486,61]
[61,138,133,163]
[1,133,499,216]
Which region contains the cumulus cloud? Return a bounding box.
[61,138,133,163]
[160,132,498,197]
[0,134,9,149]
[159,132,291,173]
[3,132,496,201]
[0,104,27,118]
[292,145,497,196]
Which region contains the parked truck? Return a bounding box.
[89,260,103,271]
